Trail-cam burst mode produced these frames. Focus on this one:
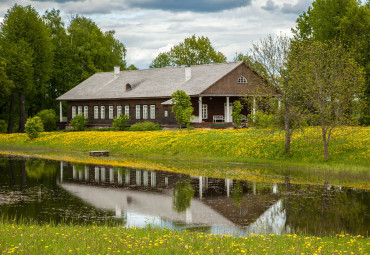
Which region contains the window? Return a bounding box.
[78,106,82,116]
[72,106,76,119]
[150,105,155,119]
[125,105,130,117]
[143,105,148,119]
[94,106,99,119]
[237,76,247,83]
[109,106,114,119]
[202,104,208,119]
[136,105,141,119]
[100,106,105,119]
[84,106,88,119]
[117,106,122,117]
[164,110,168,117]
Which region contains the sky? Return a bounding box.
[0,0,316,69]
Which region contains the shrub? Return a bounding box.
[36,109,57,131]
[0,120,7,133]
[129,121,161,131]
[112,114,130,131]
[249,111,282,129]
[231,100,243,129]
[70,114,88,131]
[25,116,44,139]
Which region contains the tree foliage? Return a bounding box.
[288,41,365,159]
[69,114,88,131]
[112,114,130,131]
[231,100,243,129]
[292,0,370,124]
[150,35,226,68]
[25,116,44,139]
[36,109,57,132]
[171,90,194,129]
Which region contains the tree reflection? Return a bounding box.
[26,159,57,179]
[172,179,195,213]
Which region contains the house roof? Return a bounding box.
[57,61,244,101]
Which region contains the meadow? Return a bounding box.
[1,222,369,254]
[0,127,369,169]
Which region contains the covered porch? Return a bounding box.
[190,95,259,126]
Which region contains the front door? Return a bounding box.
[224,103,233,122]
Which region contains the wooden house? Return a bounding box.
[57,61,276,128]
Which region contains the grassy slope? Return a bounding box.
[0,223,369,254]
[0,127,369,169]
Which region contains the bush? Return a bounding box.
[129,121,162,131]
[112,114,130,131]
[70,114,88,131]
[249,111,282,129]
[0,120,7,133]
[36,109,58,131]
[25,116,44,139]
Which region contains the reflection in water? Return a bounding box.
[0,155,369,236]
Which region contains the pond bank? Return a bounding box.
[1,223,368,254]
[0,127,369,170]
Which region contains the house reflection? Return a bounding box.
[59,161,285,235]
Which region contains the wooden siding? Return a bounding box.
[67,98,177,126]
[202,64,276,95]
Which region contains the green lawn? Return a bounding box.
[1,223,369,254]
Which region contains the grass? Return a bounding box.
[0,222,369,254]
[0,126,369,169]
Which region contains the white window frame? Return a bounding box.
[100,106,105,119]
[143,105,148,119]
[72,106,76,119]
[237,76,247,83]
[150,105,155,119]
[125,105,130,117]
[77,106,82,116]
[117,106,122,117]
[136,105,141,119]
[94,106,99,119]
[109,106,114,119]
[164,110,168,117]
[202,104,208,119]
[84,106,88,119]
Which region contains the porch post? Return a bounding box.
[198,96,202,123]
[199,176,203,199]
[252,97,256,122]
[226,96,230,122]
[59,101,63,122]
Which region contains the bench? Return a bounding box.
[213,115,225,122]
[89,151,109,157]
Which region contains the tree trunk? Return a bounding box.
[7,94,15,134]
[18,92,26,133]
[322,131,330,160]
[284,112,291,154]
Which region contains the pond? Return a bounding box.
[0,155,369,237]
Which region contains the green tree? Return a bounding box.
[25,116,44,140]
[231,100,243,129]
[172,179,195,213]
[36,109,57,131]
[292,0,370,124]
[150,35,226,68]
[288,41,365,159]
[250,34,306,153]
[171,90,194,129]
[1,4,53,132]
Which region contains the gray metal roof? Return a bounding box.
[57,61,244,101]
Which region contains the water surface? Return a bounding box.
[0,155,369,236]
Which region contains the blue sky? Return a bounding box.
[0,0,315,69]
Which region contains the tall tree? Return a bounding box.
[150,35,226,68]
[0,4,53,132]
[171,90,194,129]
[292,0,370,124]
[67,16,127,84]
[250,34,306,154]
[288,41,365,159]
